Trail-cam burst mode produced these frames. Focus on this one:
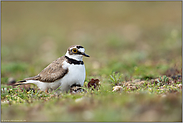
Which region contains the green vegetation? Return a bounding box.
[1,1,182,122]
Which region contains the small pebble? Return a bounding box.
[112,86,123,92]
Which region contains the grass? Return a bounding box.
[1,1,182,122]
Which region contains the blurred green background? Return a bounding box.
[1,1,182,122]
[2,1,181,81]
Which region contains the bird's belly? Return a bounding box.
[26,80,61,91]
[60,64,86,91]
[48,80,62,90]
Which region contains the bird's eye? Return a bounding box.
[72,48,78,53]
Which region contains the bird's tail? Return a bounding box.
[12,80,27,86]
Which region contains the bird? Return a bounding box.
[13,45,90,93]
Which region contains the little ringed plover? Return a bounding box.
[14,45,89,93]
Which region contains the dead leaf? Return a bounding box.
[87,78,100,90]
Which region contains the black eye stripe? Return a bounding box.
[73,51,82,55]
[77,51,83,55]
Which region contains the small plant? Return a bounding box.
[109,72,124,86]
[159,75,170,85]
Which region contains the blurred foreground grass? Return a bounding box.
[1,1,182,122]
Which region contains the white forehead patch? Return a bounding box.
[78,48,85,53]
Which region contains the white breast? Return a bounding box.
[59,61,86,92]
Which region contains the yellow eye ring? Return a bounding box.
[72,48,78,53]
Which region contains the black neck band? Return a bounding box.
[65,56,84,65]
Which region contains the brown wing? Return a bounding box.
[24,56,68,82]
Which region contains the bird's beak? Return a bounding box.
[82,52,90,57]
